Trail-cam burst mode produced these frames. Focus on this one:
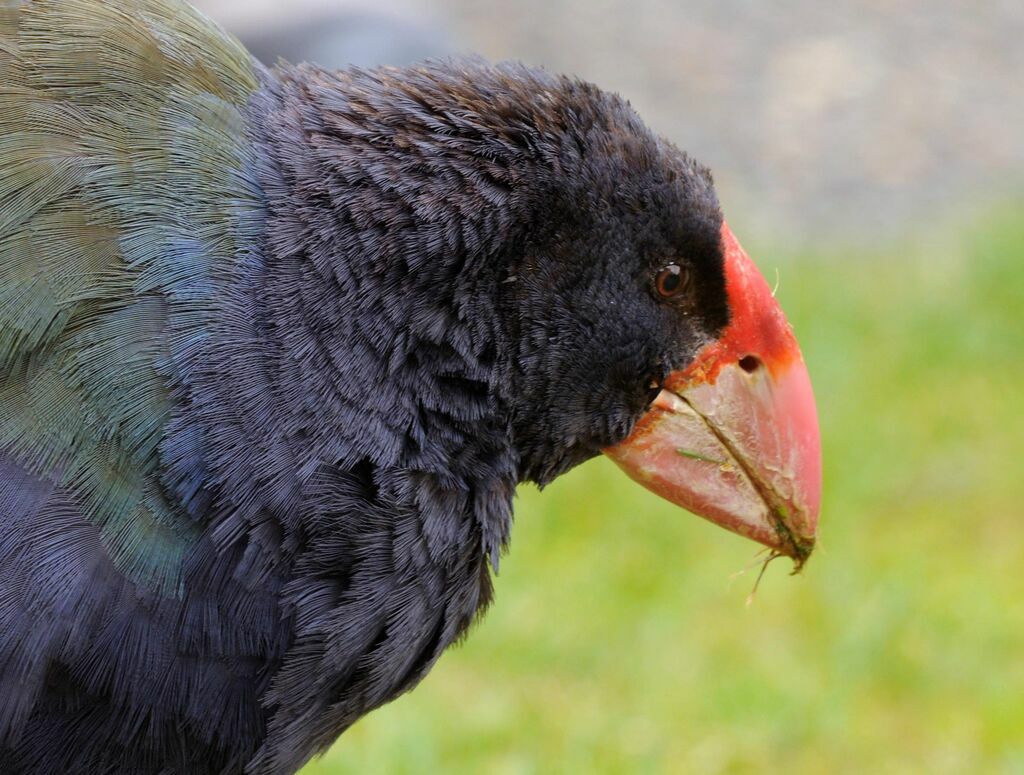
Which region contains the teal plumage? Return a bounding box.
[0,0,261,592]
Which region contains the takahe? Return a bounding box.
[0,0,821,772]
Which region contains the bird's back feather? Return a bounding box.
[0,2,276,768]
[0,0,261,591]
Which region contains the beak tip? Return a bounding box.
[778,527,816,571]
[744,501,817,570]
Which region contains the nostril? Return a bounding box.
[738,355,762,374]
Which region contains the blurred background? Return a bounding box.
[193,1,1024,772]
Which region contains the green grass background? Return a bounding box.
[302,209,1024,774]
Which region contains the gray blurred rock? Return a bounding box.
[242,14,452,70]
[192,0,453,69]
[193,0,1024,244]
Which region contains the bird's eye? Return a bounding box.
[655,264,690,299]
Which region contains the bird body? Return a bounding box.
[2,2,511,769]
[0,1,821,772]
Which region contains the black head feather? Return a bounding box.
[254,58,728,486]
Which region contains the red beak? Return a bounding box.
[605,224,821,566]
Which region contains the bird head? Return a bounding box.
[483,75,822,564]
[274,60,821,565]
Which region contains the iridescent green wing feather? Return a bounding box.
[0,0,262,593]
